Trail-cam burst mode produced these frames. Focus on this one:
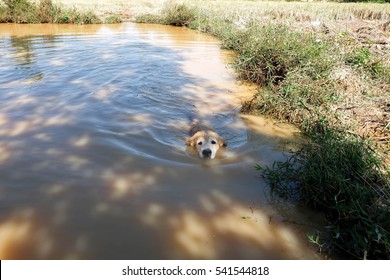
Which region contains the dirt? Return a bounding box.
[330,20,389,160]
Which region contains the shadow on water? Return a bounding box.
[0,23,323,259]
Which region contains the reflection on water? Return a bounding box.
[0,23,322,259]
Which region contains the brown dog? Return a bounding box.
[186,122,227,159]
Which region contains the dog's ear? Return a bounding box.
[219,137,227,147]
[185,136,195,146]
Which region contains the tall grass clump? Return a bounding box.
[136,2,196,26]
[104,15,122,24]
[345,47,390,83]
[55,9,102,24]
[37,0,57,23]
[0,0,102,24]
[236,25,338,125]
[234,25,335,85]
[258,122,390,259]
[161,2,196,26]
[0,6,4,21]
[0,2,8,21]
[1,0,38,23]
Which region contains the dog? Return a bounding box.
[186,121,227,159]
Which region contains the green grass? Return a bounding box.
[257,123,390,259]
[136,2,196,26]
[345,48,390,82]
[233,25,339,124]
[136,1,390,259]
[0,0,102,24]
[0,0,38,23]
[104,15,122,24]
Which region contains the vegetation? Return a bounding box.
[136,1,390,259]
[103,15,122,24]
[0,0,102,24]
[257,124,390,259]
[345,47,390,82]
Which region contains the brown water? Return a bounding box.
[0,23,322,259]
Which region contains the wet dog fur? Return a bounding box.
[186,121,227,159]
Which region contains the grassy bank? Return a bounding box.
[134,1,390,259]
[0,0,121,24]
[258,124,390,259]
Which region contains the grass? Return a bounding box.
[233,25,338,125]
[103,15,122,24]
[257,123,390,259]
[135,1,390,259]
[345,47,390,82]
[0,0,102,24]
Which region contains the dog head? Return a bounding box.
[186,129,227,159]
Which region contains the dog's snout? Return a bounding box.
[202,149,212,158]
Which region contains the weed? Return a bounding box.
[235,25,338,126]
[308,232,325,254]
[37,0,57,23]
[136,2,196,26]
[233,25,336,86]
[0,5,9,22]
[346,48,390,82]
[259,122,390,259]
[346,48,372,67]
[135,13,162,24]
[54,9,84,24]
[160,2,196,26]
[2,0,38,23]
[104,15,122,24]
[55,11,69,24]
[0,0,101,24]
[77,11,102,24]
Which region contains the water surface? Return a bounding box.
[0,23,322,259]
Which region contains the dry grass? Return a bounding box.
[51,0,167,21]
[52,1,390,21]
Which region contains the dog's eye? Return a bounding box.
[197,141,203,146]
[211,140,217,145]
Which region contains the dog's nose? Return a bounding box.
[202,149,212,158]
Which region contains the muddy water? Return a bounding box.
[0,23,322,259]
